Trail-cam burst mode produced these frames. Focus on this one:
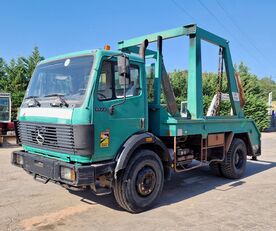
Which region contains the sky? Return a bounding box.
[1,0,276,79]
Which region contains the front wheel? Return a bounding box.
[220,138,247,179]
[113,149,164,213]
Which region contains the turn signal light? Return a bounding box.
[16,155,24,165]
[104,44,111,50]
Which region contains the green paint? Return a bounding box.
[187,35,203,119]
[23,144,90,163]
[91,54,146,162]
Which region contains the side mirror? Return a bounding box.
[117,55,130,77]
[109,55,130,115]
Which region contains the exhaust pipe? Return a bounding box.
[139,39,149,59]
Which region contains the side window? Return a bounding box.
[115,65,140,98]
[97,60,140,101]
[129,66,140,97]
[97,61,113,100]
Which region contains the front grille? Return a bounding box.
[18,121,75,154]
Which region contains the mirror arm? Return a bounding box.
[108,54,130,115]
[109,72,127,115]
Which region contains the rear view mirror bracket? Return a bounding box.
[109,54,130,115]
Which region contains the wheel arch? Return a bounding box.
[228,132,254,156]
[114,132,171,178]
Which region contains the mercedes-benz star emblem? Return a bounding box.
[36,129,45,145]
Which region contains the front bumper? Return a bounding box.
[12,150,115,187]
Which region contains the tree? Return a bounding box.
[168,62,270,130]
[238,62,269,131]
[259,77,276,101]
[169,70,188,105]
[0,58,7,91]
[0,47,44,120]
[26,47,44,82]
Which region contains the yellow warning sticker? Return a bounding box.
[100,130,110,148]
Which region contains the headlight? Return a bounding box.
[16,155,24,165]
[60,166,76,182]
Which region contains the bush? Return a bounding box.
[0,47,44,120]
[168,62,270,131]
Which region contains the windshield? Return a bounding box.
[25,55,94,105]
[0,97,10,121]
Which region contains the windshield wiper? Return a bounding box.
[25,96,41,107]
[44,93,69,107]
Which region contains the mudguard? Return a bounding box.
[114,132,171,178]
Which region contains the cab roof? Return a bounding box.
[39,49,144,65]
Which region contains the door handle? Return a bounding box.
[140,118,145,129]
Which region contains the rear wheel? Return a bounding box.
[113,149,164,213]
[220,138,247,179]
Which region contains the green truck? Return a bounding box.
[12,24,261,213]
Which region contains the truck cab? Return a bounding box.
[12,24,261,213]
[15,49,147,162]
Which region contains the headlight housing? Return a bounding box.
[60,166,76,182]
[16,154,24,166]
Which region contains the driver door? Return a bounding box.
[92,58,146,162]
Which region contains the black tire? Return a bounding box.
[220,138,247,179]
[251,156,258,161]
[209,161,222,176]
[113,149,164,213]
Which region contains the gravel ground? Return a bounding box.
[0,133,276,231]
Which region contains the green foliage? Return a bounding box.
[169,70,232,114]
[243,94,268,131]
[259,77,276,101]
[238,62,270,131]
[168,62,271,131]
[169,70,188,105]
[0,58,7,90]
[0,47,44,120]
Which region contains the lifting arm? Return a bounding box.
[118,24,244,119]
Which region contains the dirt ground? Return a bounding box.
[1,133,276,231]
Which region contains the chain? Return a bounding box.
[215,47,224,116]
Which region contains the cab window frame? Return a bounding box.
[96,58,141,101]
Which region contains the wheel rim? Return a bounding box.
[234,149,244,169]
[136,166,156,197]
